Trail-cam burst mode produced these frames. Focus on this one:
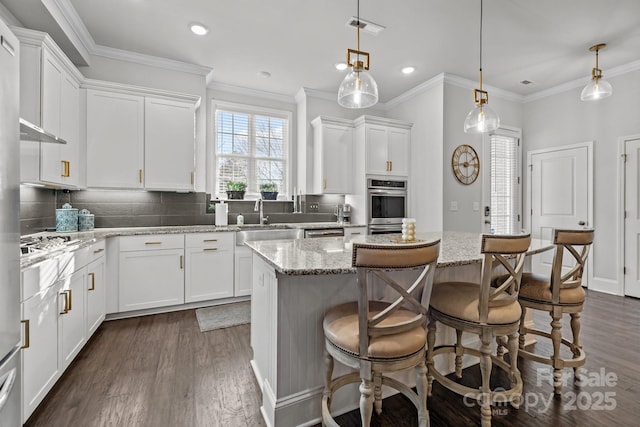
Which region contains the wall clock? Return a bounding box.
[452,144,480,185]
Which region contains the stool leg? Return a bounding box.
[323,350,334,406]
[507,332,521,409]
[373,373,383,415]
[550,309,563,395]
[479,331,493,427]
[518,307,527,349]
[570,311,583,381]
[359,378,374,426]
[426,316,436,397]
[455,329,463,378]
[496,335,505,360]
[416,360,429,427]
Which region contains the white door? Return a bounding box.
[624,137,640,297]
[528,143,592,278]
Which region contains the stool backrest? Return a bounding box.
[352,240,440,355]
[550,229,594,301]
[480,234,531,323]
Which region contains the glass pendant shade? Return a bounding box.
[580,78,613,101]
[338,68,379,108]
[464,103,500,134]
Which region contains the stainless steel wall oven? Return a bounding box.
[367,179,407,234]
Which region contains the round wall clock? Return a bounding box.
[452,144,480,185]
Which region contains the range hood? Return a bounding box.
[20,118,67,144]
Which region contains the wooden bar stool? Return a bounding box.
[516,229,594,395]
[426,234,531,427]
[322,240,440,426]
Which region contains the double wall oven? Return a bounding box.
[367,179,407,234]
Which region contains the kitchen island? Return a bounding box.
[246,231,552,427]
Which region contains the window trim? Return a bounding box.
[211,100,292,199]
[481,125,522,234]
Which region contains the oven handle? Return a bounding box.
[368,224,402,232]
[367,189,407,195]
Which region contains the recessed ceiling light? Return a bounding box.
[257,71,271,78]
[335,62,348,71]
[401,66,415,75]
[190,23,208,36]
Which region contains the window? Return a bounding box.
[214,103,290,198]
[484,128,521,234]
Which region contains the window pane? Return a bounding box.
[233,135,248,154]
[490,134,518,234]
[256,136,270,157]
[257,160,284,190]
[217,157,248,193]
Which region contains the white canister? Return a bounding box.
[215,201,228,226]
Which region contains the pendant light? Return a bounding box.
[337,0,378,109]
[464,0,499,134]
[580,43,613,101]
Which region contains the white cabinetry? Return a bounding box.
[86,244,106,336]
[355,116,411,177]
[16,28,82,187]
[58,266,86,369]
[344,225,367,238]
[185,233,234,302]
[85,82,198,191]
[311,116,353,194]
[118,235,185,312]
[234,245,253,297]
[86,90,144,189]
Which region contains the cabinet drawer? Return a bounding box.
[119,234,184,251]
[185,232,234,249]
[70,240,106,271]
[21,258,58,302]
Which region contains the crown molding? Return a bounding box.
[443,73,525,103]
[207,81,296,104]
[82,78,201,103]
[523,58,640,103]
[384,73,446,109]
[42,0,91,65]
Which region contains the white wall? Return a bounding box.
[386,82,444,232]
[79,56,208,191]
[442,82,524,232]
[522,69,640,294]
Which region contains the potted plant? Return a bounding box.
[226,181,247,199]
[260,182,279,200]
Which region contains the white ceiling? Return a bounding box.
[3,0,640,102]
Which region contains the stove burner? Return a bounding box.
[20,235,73,255]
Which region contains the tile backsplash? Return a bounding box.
[19,188,346,234]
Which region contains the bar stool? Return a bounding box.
[322,240,440,426]
[426,234,531,427]
[516,229,594,395]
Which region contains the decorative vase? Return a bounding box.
[226,191,245,200]
[260,191,278,200]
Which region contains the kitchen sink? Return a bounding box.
[236,228,304,246]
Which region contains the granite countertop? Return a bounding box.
[246,231,554,276]
[19,222,366,269]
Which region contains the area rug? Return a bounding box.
[195,301,251,332]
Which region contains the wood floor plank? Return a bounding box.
[25,290,639,427]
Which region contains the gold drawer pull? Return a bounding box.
[88,272,96,291]
[139,169,143,183]
[144,242,162,245]
[93,248,104,254]
[203,239,218,243]
[203,248,218,251]
[60,290,70,314]
[21,320,30,349]
[61,160,70,177]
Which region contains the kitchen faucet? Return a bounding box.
[254,198,269,225]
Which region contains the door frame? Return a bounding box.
[526,141,594,286]
[617,134,640,296]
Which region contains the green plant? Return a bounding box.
[226,181,247,191]
[260,182,278,192]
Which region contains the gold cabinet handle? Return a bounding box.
[203,239,218,243]
[139,169,143,183]
[60,290,70,314]
[61,160,70,177]
[21,319,30,349]
[191,171,194,185]
[88,272,96,291]
[203,248,218,251]
[67,289,72,311]
[145,242,162,245]
[385,161,390,171]
[93,248,104,254]
[180,255,183,269]
[389,161,392,171]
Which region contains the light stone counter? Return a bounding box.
[246,231,553,275]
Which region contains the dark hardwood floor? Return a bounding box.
[27,290,640,427]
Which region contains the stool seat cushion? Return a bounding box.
[430,282,521,325]
[323,301,426,359]
[518,273,585,304]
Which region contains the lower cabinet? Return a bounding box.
[234,245,253,297]
[86,254,106,336]
[118,234,185,312]
[59,268,86,369]
[185,233,234,303]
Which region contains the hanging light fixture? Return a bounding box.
[337,0,378,108]
[464,0,499,134]
[580,43,613,101]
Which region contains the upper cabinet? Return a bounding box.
[354,116,412,177]
[16,28,83,188]
[311,116,353,194]
[85,82,198,191]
